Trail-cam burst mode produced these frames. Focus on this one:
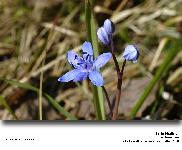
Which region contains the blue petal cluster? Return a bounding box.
[97,19,115,45]
[58,41,112,86]
[123,45,139,63]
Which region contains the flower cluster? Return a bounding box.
[57,18,141,120]
[58,19,139,87]
[97,19,139,63]
[58,41,112,86]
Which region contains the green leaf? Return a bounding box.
[130,40,181,119]
[0,95,17,120]
[0,78,77,120]
[85,0,105,120]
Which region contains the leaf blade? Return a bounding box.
[85,0,105,120]
[130,40,181,119]
[0,78,77,120]
[0,95,17,120]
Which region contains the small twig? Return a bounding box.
[38,20,56,120]
[114,0,129,13]
[38,54,45,120]
[149,38,168,71]
[102,86,112,118]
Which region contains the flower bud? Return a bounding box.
[123,45,139,63]
[103,19,115,35]
[97,27,110,45]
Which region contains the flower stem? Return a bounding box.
[112,59,126,120]
[110,36,120,76]
[102,86,112,118]
[110,37,126,120]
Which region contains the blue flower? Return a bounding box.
[58,41,112,86]
[122,45,139,63]
[97,19,115,45]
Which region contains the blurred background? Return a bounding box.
[0,0,181,120]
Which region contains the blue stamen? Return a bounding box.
[82,52,87,55]
[85,54,89,60]
[77,62,84,65]
[74,55,77,60]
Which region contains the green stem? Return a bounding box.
[85,0,105,120]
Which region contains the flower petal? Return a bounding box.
[73,72,88,82]
[58,69,81,82]
[93,52,112,69]
[97,27,110,45]
[67,50,82,69]
[103,19,115,35]
[89,70,104,86]
[82,41,93,55]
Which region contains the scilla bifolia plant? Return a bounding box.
[58,19,139,120]
[97,19,139,120]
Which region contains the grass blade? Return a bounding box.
[130,40,181,119]
[0,78,77,120]
[85,0,105,120]
[0,95,17,120]
[43,93,76,120]
[39,60,44,120]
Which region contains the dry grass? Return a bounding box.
[0,0,182,120]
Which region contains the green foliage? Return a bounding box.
[0,78,77,120]
[130,40,182,118]
[0,95,17,120]
[85,0,106,120]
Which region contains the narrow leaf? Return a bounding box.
[130,40,181,119]
[0,78,77,120]
[85,0,106,120]
[0,95,17,120]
